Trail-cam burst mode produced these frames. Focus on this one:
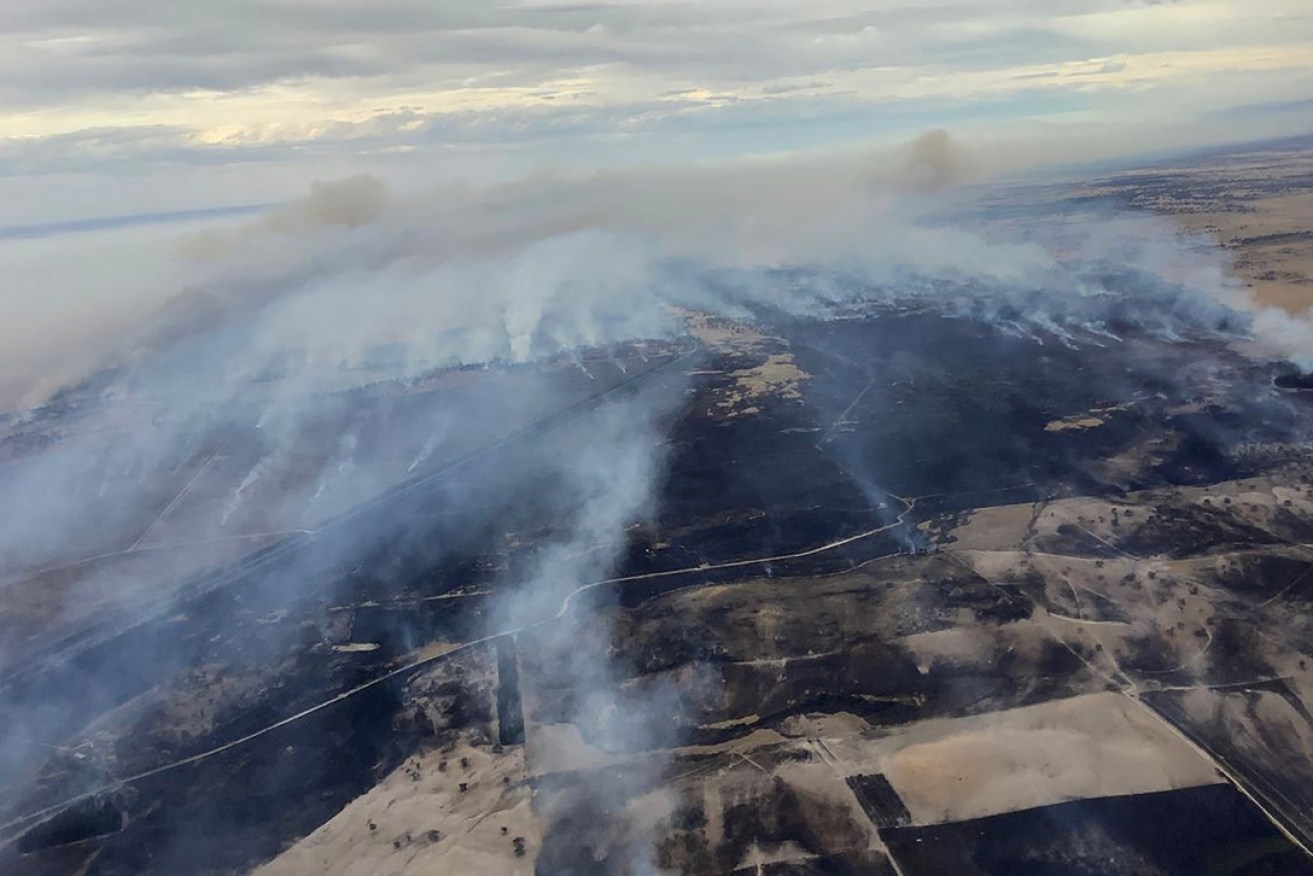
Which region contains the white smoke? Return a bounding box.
[4,130,1306,421]
[1253,307,1313,370]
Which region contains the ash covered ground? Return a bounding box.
[5,142,1313,875]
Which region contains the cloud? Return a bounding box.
[1,0,1310,182]
[1,10,1311,238]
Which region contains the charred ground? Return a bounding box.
[3,286,1313,875]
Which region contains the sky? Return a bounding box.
[2,0,1313,224]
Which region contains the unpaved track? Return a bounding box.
[0,497,918,837]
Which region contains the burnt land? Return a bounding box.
[6,150,1313,872]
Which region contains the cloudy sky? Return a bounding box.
[3,0,1312,223]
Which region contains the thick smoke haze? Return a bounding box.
[5,129,1307,418]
